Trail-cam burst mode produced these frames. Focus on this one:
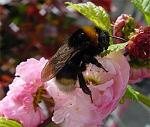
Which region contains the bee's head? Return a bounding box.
[81,26,110,52]
[95,27,110,52]
[68,26,110,52]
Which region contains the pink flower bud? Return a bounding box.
[113,14,139,43]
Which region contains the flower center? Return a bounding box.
[32,85,54,111]
[85,75,101,86]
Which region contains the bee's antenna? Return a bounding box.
[109,35,127,42]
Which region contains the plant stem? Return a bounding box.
[136,92,150,108]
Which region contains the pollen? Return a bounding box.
[32,86,54,111]
[85,76,100,86]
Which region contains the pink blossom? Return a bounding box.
[129,67,150,84]
[15,57,47,83]
[0,58,51,127]
[46,51,130,127]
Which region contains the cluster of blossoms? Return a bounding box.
[113,14,150,84]
[0,51,129,127]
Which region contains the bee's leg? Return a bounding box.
[90,57,108,72]
[79,62,86,71]
[82,55,107,72]
[77,71,93,103]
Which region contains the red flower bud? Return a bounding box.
[126,27,150,59]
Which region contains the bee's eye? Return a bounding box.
[77,32,86,41]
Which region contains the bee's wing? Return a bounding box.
[41,43,80,82]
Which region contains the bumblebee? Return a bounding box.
[41,26,123,102]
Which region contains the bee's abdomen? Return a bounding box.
[55,64,78,92]
[55,77,76,92]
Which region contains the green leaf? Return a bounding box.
[65,2,112,34]
[0,117,22,127]
[145,13,150,25]
[122,85,150,108]
[100,42,128,57]
[131,0,150,25]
